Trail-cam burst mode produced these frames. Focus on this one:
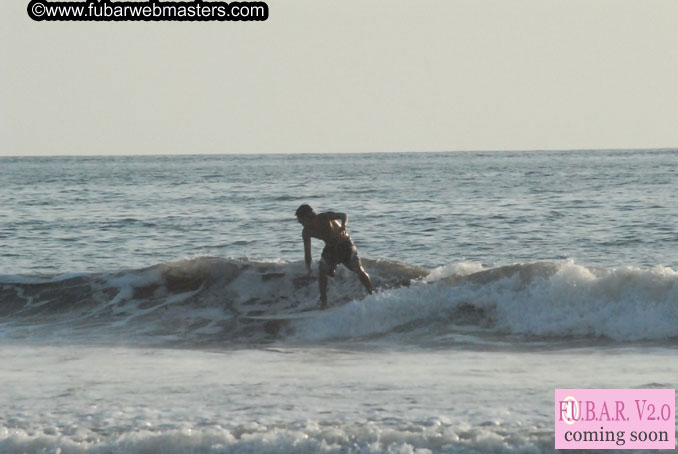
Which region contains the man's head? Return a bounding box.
[295,204,315,226]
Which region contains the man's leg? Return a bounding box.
[350,260,374,295]
[344,243,374,295]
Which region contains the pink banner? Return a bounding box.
[555,389,675,449]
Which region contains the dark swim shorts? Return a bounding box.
[320,239,360,273]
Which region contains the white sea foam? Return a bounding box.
[423,262,486,282]
[0,423,545,454]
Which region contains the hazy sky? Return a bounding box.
[2,0,678,156]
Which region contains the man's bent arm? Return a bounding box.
[327,212,348,231]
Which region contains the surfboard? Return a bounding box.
[242,292,373,321]
[242,310,326,321]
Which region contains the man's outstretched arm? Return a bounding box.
[302,230,312,274]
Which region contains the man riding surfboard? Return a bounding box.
[295,204,374,309]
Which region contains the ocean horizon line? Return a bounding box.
[1,147,677,159]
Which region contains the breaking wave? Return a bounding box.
[0,257,676,346]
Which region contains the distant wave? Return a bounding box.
[1,257,676,346]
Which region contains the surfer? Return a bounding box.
[295,204,374,309]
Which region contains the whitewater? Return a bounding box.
[1,150,677,453]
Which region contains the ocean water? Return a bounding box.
[1,149,677,453]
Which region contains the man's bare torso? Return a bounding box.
[302,212,350,245]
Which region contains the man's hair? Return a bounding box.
[295,204,314,217]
